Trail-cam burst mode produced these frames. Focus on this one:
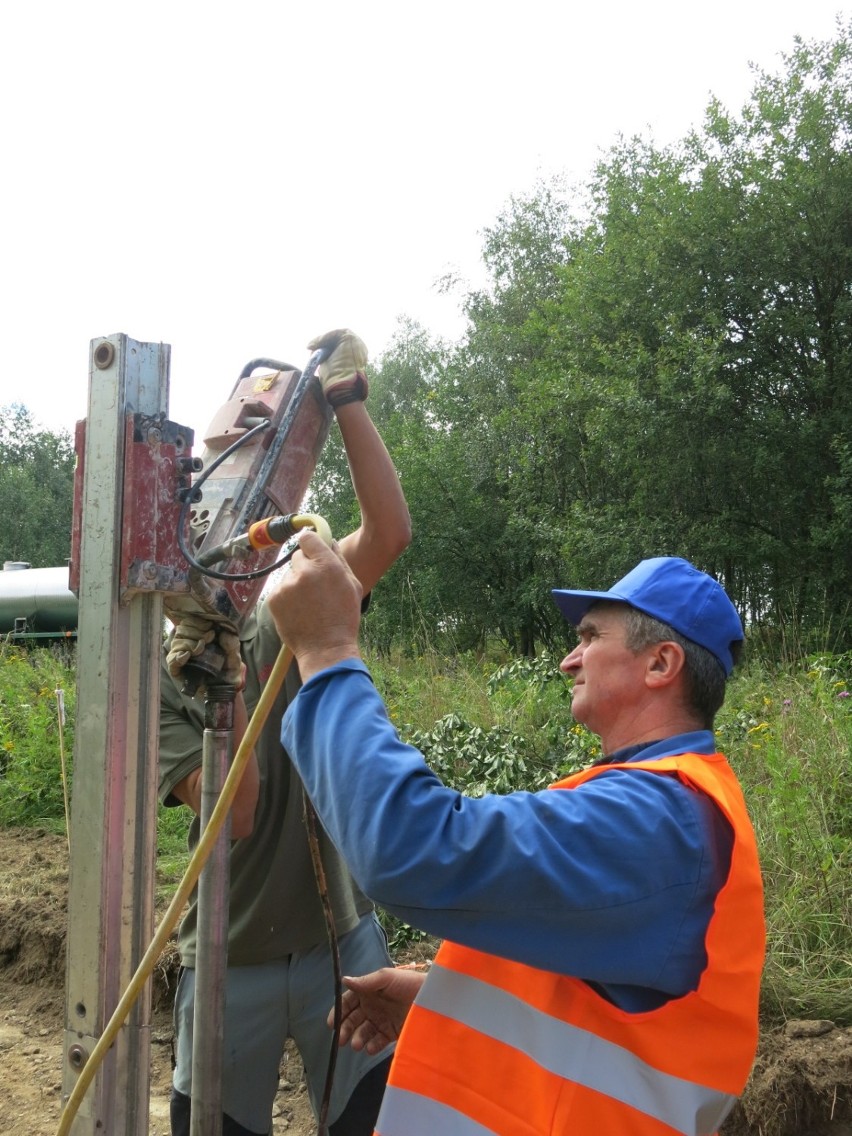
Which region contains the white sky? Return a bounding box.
[1,1,846,439]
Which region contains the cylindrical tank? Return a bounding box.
[0,565,78,633]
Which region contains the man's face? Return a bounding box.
[559,604,650,741]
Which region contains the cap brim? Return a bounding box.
[551,588,618,625]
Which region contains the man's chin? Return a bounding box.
[569,695,588,728]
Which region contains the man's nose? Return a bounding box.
[560,644,582,673]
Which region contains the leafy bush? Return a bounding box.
[0,641,192,898]
[717,653,852,1022]
[2,640,850,1023]
[408,712,544,795]
[0,643,75,829]
[486,652,599,773]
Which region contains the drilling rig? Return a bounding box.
[61,333,333,1135]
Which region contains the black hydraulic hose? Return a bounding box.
[303,787,344,1136]
[177,350,327,583]
[238,357,299,380]
[176,421,295,582]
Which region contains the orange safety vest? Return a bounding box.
[375,752,765,1136]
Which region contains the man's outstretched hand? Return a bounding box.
[330,967,426,1055]
[307,328,369,408]
[267,530,363,681]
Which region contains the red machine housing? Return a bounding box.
[70,363,333,625]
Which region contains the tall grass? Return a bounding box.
[715,653,852,1023]
[371,645,852,1024]
[0,640,75,829]
[0,638,192,911]
[1,636,850,1024]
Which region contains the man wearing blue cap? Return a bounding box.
[267,548,766,1136]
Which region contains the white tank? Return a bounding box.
[0,565,77,632]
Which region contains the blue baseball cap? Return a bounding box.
[552,557,744,675]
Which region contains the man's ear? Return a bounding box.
[644,641,686,689]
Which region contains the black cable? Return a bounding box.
[302,785,343,1136]
[237,357,299,380]
[178,351,326,583]
[176,421,298,582]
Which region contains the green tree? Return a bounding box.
[0,405,75,567]
[315,21,852,657]
[308,319,452,652]
[468,21,852,652]
[429,183,575,654]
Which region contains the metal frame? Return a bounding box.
[62,334,171,1134]
[61,332,333,1134]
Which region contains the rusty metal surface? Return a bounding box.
[186,366,332,623]
[119,414,195,600]
[63,333,168,1136]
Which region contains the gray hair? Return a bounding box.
[594,601,737,727]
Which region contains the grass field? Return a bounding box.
[1,638,850,1024]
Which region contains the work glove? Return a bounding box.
[307,328,369,409]
[165,611,245,694]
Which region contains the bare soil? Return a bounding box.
[1,826,850,1136]
[0,827,315,1135]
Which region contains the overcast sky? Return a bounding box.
[1,1,846,439]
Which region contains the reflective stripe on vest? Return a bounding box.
[376,751,764,1136]
[377,1085,497,1136]
[413,963,735,1135]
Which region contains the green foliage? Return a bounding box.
[371,647,852,1021]
[317,21,852,658]
[1,641,850,1023]
[369,646,598,780]
[485,653,599,773]
[309,318,457,653]
[0,643,75,828]
[536,26,852,641]
[408,713,542,796]
[376,907,433,957]
[716,653,852,1023]
[156,801,193,905]
[0,404,75,568]
[0,639,195,896]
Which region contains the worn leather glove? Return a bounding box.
[307,328,369,408]
[165,612,244,692]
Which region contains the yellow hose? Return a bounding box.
[289,513,331,547]
[57,513,329,1135]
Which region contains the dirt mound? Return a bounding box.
[0,825,850,1135]
[0,826,179,1007]
[730,1019,852,1136]
[0,827,313,1135]
[0,833,66,986]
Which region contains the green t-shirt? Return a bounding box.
[158,598,373,967]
